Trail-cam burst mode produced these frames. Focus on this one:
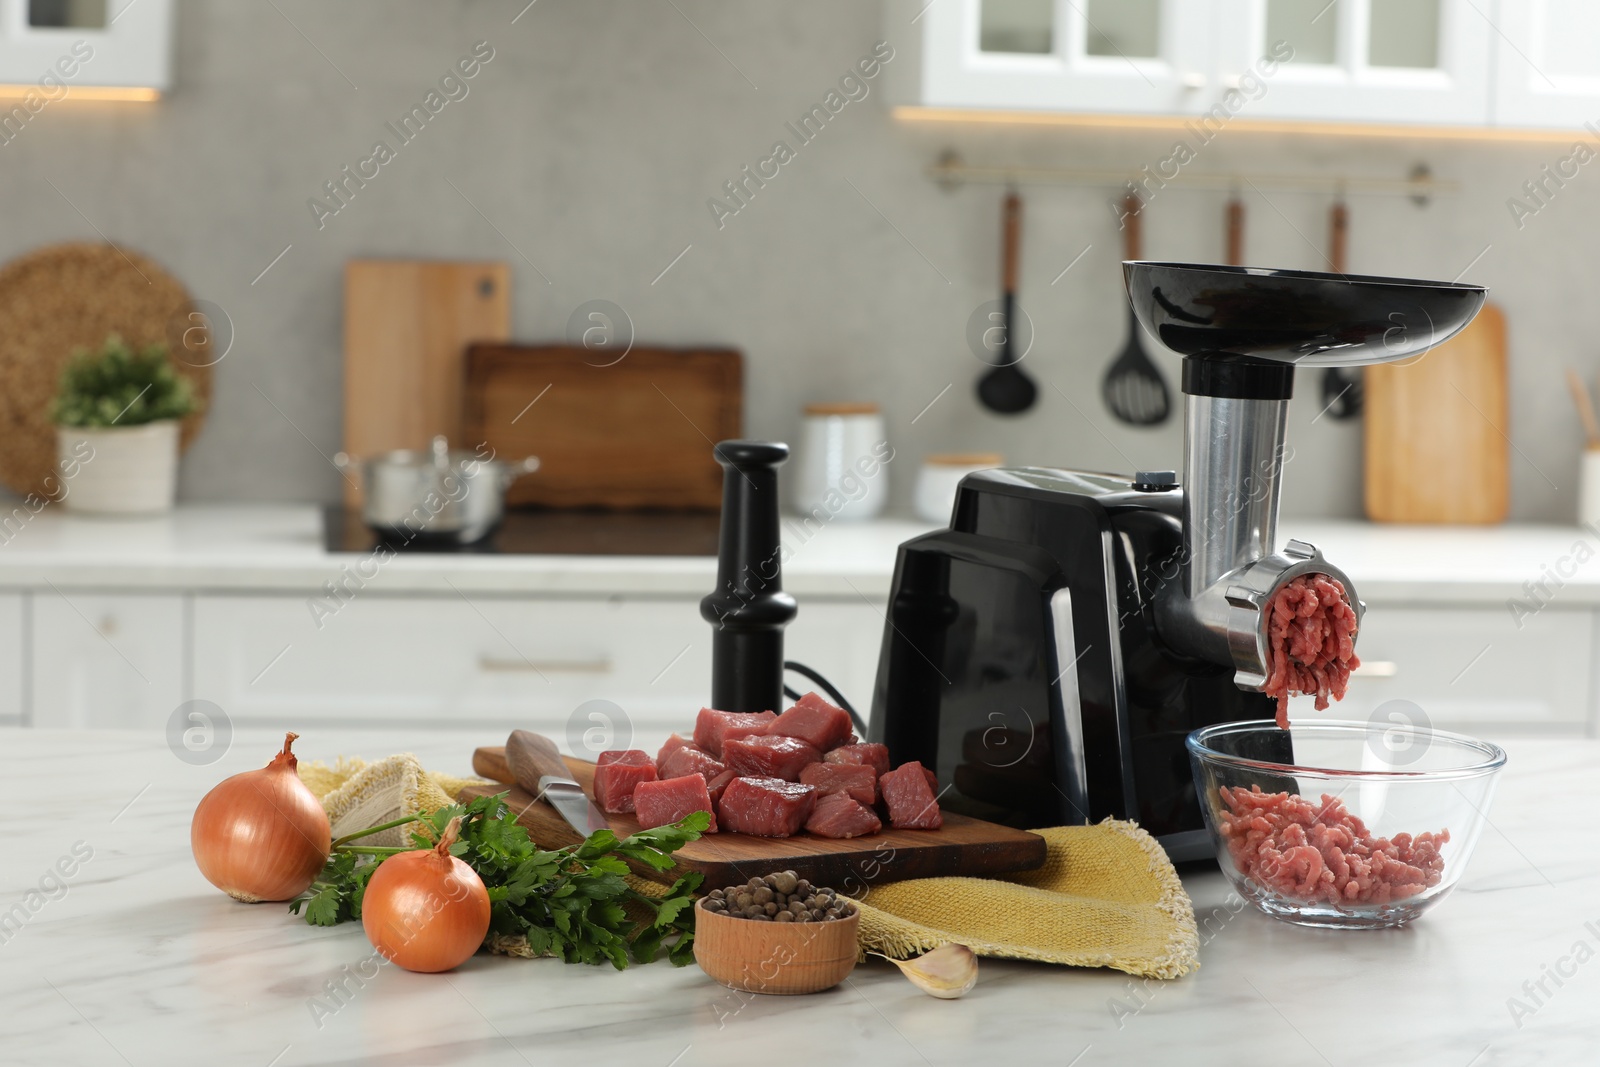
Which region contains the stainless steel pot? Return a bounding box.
[334,436,539,545]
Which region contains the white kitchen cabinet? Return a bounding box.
[0,0,173,94]
[785,599,885,714]
[29,591,185,729]
[0,593,22,724]
[1283,603,1593,735]
[890,0,1498,128]
[1488,0,1600,128]
[191,594,885,744]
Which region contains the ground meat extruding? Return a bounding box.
[1218,785,1449,907]
[1263,573,1361,728]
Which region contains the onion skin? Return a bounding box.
[190,732,331,903]
[362,817,491,973]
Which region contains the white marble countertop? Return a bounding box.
[0,506,935,598]
[0,504,1595,605]
[4,728,1594,1066]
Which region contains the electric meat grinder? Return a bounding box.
[870,262,1486,860]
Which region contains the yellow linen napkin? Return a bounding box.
[854,820,1199,979]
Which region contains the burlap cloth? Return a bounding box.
[299,754,485,847]
[300,758,1198,979]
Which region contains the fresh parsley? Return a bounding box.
[289,791,707,969]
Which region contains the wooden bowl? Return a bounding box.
[692,898,859,995]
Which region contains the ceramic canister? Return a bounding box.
[792,403,889,522]
[914,453,1004,524]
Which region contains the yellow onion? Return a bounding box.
[362,816,490,973]
[190,732,331,903]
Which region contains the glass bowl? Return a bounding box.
[1186,719,1506,929]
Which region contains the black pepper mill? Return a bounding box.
[699,440,797,714]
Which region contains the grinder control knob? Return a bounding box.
[1132,470,1179,492]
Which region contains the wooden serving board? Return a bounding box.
[459,746,1046,889]
[1365,303,1509,524]
[463,344,741,510]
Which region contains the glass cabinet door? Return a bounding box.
[919,0,1215,114]
[1213,0,1491,126]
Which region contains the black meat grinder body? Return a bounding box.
[870,261,1488,861]
[869,467,1277,861]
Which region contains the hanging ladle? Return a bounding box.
[976,190,1038,415]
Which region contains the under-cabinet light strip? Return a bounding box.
[0,85,160,102]
[893,105,1582,145]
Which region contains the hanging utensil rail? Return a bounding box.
[928,152,1453,203]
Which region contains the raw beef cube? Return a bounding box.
[658,744,727,784]
[598,749,651,766]
[592,760,657,814]
[824,743,891,777]
[723,735,821,781]
[717,776,816,838]
[633,774,718,833]
[799,762,878,806]
[706,768,738,805]
[921,766,940,793]
[694,708,777,758]
[880,761,942,830]
[765,692,855,752]
[655,733,691,770]
[805,791,883,840]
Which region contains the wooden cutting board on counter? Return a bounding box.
[1364,303,1509,524]
[463,344,741,510]
[458,746,1047,888]
[342,260,510,506]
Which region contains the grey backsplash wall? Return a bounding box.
[1,0,1591,521]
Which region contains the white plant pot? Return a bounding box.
[57,421,180,515]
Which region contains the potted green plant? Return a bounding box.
[51,334,202,515]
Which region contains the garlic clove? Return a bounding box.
[875,943,979,999]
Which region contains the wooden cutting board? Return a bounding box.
[1364,303,1509,524]
[459,746,1046,888]
[463,344,741,510]
[342,260,510,506]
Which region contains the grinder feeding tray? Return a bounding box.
[870,262,1486,861]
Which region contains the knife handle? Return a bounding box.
[506,730,573,794]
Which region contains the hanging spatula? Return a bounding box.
[1319,200,1364,421]
[1102,194,1170,426]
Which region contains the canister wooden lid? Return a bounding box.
[803,402,880,416]
[924,452,1003,467]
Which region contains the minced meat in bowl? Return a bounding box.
[1186,720,1506,929]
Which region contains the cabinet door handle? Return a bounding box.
[1351,661,1398,679]
[477,656,612,674]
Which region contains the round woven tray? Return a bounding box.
[0,242,212,497]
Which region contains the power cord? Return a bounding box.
[782,660,868,738]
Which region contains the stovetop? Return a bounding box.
[323,507,720,556]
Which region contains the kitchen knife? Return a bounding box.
[504,729,611,835]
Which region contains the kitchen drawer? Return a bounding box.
[0,593,21,725]
[191,594,887,742]
[30,592,186,730]
[1283,604,1593,735]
